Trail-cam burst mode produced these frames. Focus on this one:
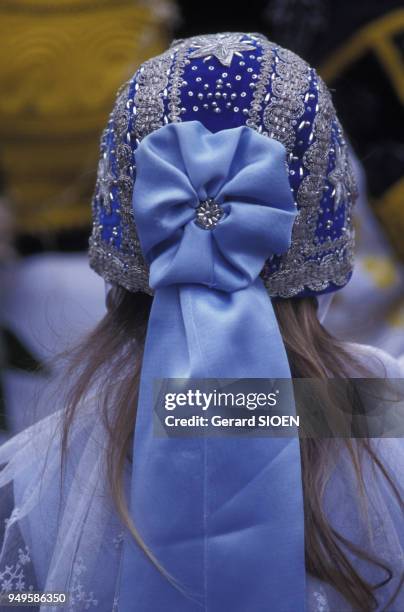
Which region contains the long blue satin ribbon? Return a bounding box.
[118,121,306,611]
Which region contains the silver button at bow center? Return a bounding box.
[195,198,224,230]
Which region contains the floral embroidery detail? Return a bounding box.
[188,34,256,66]
[4,507,21,528]
[313,586,330,612]
[328,142,351,210]
[96,151,115,215]
[68,557,98,610]
[112,532,124,550]
[0,546,33,594]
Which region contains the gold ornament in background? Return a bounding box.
[320,9,404,262]
[0,0,176,235]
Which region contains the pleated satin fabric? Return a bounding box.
[118,121,306,611]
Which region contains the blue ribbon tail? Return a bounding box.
[118,279,306,611]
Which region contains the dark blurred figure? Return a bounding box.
[264,0,404,262]
[175,0,268,37]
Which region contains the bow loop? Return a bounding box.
[133,121,296,292]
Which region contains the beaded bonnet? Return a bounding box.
[89,32,356,298]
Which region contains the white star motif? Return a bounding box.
[188,34,257,67]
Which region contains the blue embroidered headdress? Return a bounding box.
[88,33,357,612]
[89,32,356,298]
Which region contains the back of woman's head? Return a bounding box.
[63,33,401,610]
[62,286,400,611]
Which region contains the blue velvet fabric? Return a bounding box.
[92,34,355,298]
[118,122,306,611]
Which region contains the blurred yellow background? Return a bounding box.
[0,0,174,234]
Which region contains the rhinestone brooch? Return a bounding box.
[195,198,224,229]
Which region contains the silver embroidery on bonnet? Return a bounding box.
[88,32,356,298]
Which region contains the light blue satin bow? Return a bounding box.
[118,121,306,611]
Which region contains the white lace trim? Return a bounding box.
[68,557,98,610]
[0,545,34,594]
[312,586,330,612]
